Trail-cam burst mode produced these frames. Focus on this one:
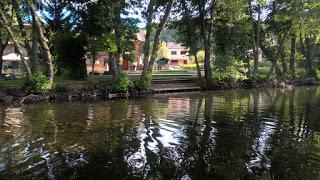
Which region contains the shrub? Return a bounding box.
[213,54,248,84]
[25,72,52,93]
[133,79,150,91]
[133,69,152,91]
[112,74,133,93]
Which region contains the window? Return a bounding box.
[181,51,188,55]
[171,60,178,65]
[171,51,177,55]
[184,60,188,64]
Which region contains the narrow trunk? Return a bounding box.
[199,0,214,88]
[115,10,122,75]
[12,0,32,56]
[108,54,118,83]
[247,60,251,78]
[289,34,296,79]
[0,35,9,74]
[140,0,156,81]
[305,36,314,76]
[0,9,32,80]
[279,39,287,75]
[267,62,275,79]
[203,43,213,87]
[299,33,306,68]
[148,0,175,71]
[28,3,54,84]
[261,43,280,79]
[0,51,4,74]
[31,19,39,72]
[254,8,261,76]
[194,51,202,80]
[91,57,96,74]
[249,2,261,77]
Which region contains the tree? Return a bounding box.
[140,0,175,85]
[27,2,54,85]
[247,0,267,77]
[197,0,215,88]
[213,0,251,82]
[0,7,9,74]
[54,33,86,78]
[170,0,204,81]
[0,5,32,80]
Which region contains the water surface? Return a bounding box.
[1,87,320,179]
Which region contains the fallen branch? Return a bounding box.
[12,94,47,106]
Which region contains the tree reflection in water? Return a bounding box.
[0,87,320,179]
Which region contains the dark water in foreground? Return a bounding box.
[1,87,320,180]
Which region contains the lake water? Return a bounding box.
[1,87,320,179]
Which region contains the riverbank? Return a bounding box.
[0,77,319,105]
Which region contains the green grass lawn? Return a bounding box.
[0,65,309,90]
[0,72,197,90]
[0,79,24,88]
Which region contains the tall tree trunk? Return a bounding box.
[31,18,39,72]
[0,8,32,80]
[91,55,96,74]
[0,33,9,74]
[248,1,261,78]
[253,8,261,77]
[279,39,287,76]
[148,0,175,69]
[194,51,203,80]
[199,0,214,88]
[299,33,306,68]
[140,0,156,81]
[305,36,314,76]
[289,34,296,79]
[28,3,54,84]
[266,58,281,79]
[115,10,122,75]
[108,54,118,83]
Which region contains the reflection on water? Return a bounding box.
[1,87,320,179]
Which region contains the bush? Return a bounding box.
[213,54,248,84]
[133,70,152,91]
[112,74,133,93]
[133,79,151,91]
[25,72,52,93]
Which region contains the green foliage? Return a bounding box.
[112,74,133,93]
[24,72,52,93]
[156,42,168,60]
[104,35,118,53]
[54,33,87,78]
[133,70,152,91]
[133,79,150,91]
[213,55,248,83]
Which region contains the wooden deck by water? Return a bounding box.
[150,79,201,93]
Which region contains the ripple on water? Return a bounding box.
[1,88,320,179]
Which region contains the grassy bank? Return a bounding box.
[0,73,197,90]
